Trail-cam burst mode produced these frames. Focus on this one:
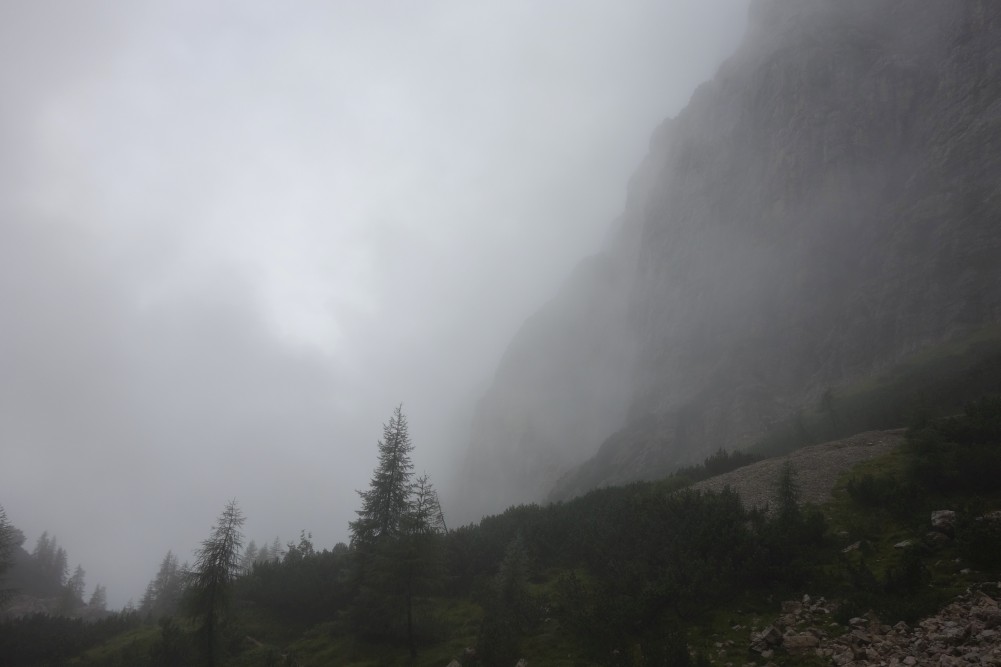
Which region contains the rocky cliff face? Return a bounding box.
[458,0,1001,518]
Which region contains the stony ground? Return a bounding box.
[736,585,1001,666]
[692,428,1001,665]
[690,430,906,511]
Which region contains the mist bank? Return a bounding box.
[456,0,1001,521]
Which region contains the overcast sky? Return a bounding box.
[0,0,748,608]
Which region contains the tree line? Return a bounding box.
[5,397,997,666]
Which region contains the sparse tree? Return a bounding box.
[397,472,447,657]
[239,540,258,573]
[408,473,447,535]
[68,564,86,599]
[53,547,68,587]
[0,506,13,577]
[30,532,67,592]
[269,537,283,563]
[188,500,245,667]
[284,530,315,565]
[88,583,107,611]
[141,550,183,619]
[820,387,841,436]
[60,564,86,614]
[774,460,801,525]
[0,506,16,606]
[32,531,51,566]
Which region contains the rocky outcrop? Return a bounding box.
[459,0,1001,516]
[740,586,1001,666]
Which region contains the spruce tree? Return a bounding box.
[349,408,447,657]
[67,565,86,600]
[0,506,15,606]
[349,404,415,547]
[399,472,447,657]
[32,531,51,567]
[53,547,68,588]
[88,584,107,611]
[60,564,86,615]
[141,550,183,618]
[0,506,13,578]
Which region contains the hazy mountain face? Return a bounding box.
[460,0,1001,515]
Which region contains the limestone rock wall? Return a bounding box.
[459,0,1001,515]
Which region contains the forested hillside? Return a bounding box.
[2,397,1000,665]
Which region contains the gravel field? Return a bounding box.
[690,430,906,511]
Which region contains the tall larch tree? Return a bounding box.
[188,500,245,667]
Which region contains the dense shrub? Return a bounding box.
[905,395,1001,493]
[957,514,1001,569]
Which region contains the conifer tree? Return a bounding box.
[141,550,183,618]
[53,547,68,587]
[408,473,447,535]
[350,404,415,547]
[398,472,447,657]
[349,407,446,657]
[774,460,801,525]
[0,506,15,606]
[88,584,107,611]
[60,564,86,615]
[67,564,86,600]
[479,534,533,666]
[31,532,66,592]
[239,540,258,573]
[0,506,13,578]
[32,531,51,566]
[188,500,245,667]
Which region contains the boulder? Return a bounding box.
[781,600,803,614]
[783,633,820,654]
[931,510,957,536]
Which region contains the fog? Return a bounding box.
[0,1,748,608]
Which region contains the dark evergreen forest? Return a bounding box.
[2,397,1000,666]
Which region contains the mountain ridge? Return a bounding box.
[458,0,1001,520]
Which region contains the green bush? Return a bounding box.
[904,396,1001,493]
[957,515,1001,569]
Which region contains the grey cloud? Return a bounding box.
[0,0,748,606]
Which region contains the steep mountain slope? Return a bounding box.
[458,0,1001,517]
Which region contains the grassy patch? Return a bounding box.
[70,624,160,665]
